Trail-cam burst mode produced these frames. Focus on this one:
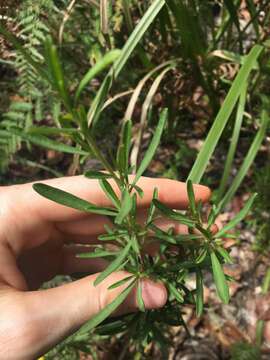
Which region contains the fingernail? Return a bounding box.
[141,279,167,309]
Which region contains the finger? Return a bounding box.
[15,175,210,222]
[19,271,167,358]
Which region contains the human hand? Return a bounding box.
[0,176,210,359]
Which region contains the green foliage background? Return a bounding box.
[1,1,270,359]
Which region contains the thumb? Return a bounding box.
[20,271,167,358]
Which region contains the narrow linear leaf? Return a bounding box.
[33,183,117,216]
[196,269,204,316]
[210,251,230,304]
[115,189,133,224]
[99,179,120,209]
[216,247,233,264]
[133,108,168,184]
[76,279,136,335]
[215,193,257,238]
[153,199,195,227]
[84,170,113,179]
[187,180,196,216]
[75,49,121,101]
[113,0,165,77]
[136,280,146,312]
[108,275,135,290]
[44,37,72,111]
[168,283,184,303]
[146,188,158,225]
[94,242,132,286]
[77,250,120,259]
[188,45,263,183]
[117,119,132,174]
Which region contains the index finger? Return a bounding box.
[15,175,211,222]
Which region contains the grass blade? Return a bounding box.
[133,108,168,184]
[210,251,229,304]
[33,183,117,216]
[88,0,166,127]
[215,193,257,238]
[130,67,173,172]
[113,0,165,78]
[94,242,132,286]
[218,109,269,211]
[188,45,263,183]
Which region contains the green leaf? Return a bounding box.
[84,170,113,179]
[115,189,133,224]
[150,224,177,244]
[44,37,72,111]
[94,242,132,286]
[76,279,136,335]
[188,45,263,183]
[216,247,233,264]
[133,185,144,198]
[133,108,168,184]
[99,179,120,209]
[187,180,196,216]
[77,250,120,259]
[108,275,135,290]
[210,251,230,304]
[153,199,195,227]
[196,269,204,316]
[136,280,146,312]
[215,193,257,238]
[88,0,165,128]
[168,283,184,303]
[117,120,132,175]
[130,234,140,254]
[218,109,269,211]
[146,188,158,225]
[113,0,165,78]
[75,49,121,101]
[87,74,112,126]
[33,183,117,216]
[8,127,87,155]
